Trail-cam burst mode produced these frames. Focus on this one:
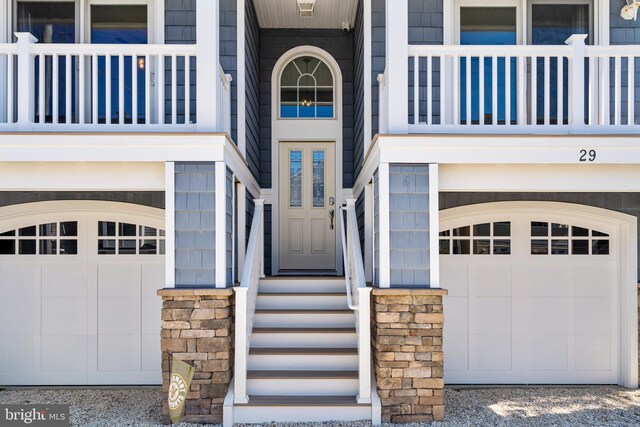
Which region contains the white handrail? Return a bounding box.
[339,199,371,404]
[233,199,264,404]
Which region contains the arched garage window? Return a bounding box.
[280,56,334,119]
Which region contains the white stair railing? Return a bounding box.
[234,199,265,404]
[339,199,372,404]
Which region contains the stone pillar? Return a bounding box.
[158,288,234,424]
[371,288,447,423]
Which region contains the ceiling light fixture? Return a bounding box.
[297,0,315,18]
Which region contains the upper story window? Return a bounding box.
[16,1,76,43]
[280,56,334,119]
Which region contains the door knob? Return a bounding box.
[329,209,335,230]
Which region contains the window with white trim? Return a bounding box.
[0,221,78,255]
[440,221,511,255]
[530,221,609,255]
[98,221,165,255]
[280,56,334,119]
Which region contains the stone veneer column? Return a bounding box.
[371,288,447,423]
[158,288,234,424]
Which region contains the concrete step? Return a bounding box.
[248,347,358,371]
[247,370,359,396]
[251,327,357,348]
[232,396,371,423]
[253,309,355,328]
[256,292,348,310]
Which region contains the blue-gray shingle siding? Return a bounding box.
[245,0,261,180]
[353,0,366,183]
[174,162,216,287]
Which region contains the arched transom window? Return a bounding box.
[280,56,334,119]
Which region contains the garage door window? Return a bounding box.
[0,221,78,255]
[440,221,511,255]
[530,221,609,255]
[98,221,165,255]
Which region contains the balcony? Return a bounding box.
[380,35,640,135]
[0,33,232,133]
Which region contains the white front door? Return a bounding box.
[279,142,336,271]
[441,205,620,384]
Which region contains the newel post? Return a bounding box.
[15,32,37,129]
[566,34,588,132]
[196,0,219,131]
[385,0,408,134]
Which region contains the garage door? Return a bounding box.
[441,202,626,385]
[0,201,164,385]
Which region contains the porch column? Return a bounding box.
[16,33,37,129]
[165,162,176,288]
[385,0,408,133]
[196,0,219,131]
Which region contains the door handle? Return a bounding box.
[329,209,335,230]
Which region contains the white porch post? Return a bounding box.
[215,161,227,288]
[165,162,176,288]
[385,0,408,134]
[378,163,391,288]
[566,34,587,132]
[196,0,219,131]
[428,164,440,288]
[15,33,37,129]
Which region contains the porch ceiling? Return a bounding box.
[253,0,359,29]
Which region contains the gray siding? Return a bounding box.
[245,0,261,180]
[610,2,640,125]
[165,0,196,124]
[353,0,365,181]
[220,0,238,141]
[371,0,385,138]
[174,162,216,287]
[441,192,640,280]
[0,192,164,208]
[356,189,366,261]
[259,29,355,188]
[264,204,272,276]
[389,165,430,286]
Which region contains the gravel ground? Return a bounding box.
[1,386,639,426]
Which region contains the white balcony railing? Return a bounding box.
[382,34,640,134]
[0,33,232,133]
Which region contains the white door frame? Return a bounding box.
[440,201,638,388]
[270,46,344,275]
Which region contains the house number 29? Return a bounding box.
[579,149,596,162]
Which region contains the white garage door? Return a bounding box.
[0,202,164,385]
[441,203,623,385]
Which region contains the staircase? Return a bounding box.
[229,277,376,424]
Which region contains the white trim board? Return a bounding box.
[270,46,344,275]
[439,201,637,388]
[440,164,640,192]
[0,162,164,190]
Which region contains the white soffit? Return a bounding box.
[253,0,359,29]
